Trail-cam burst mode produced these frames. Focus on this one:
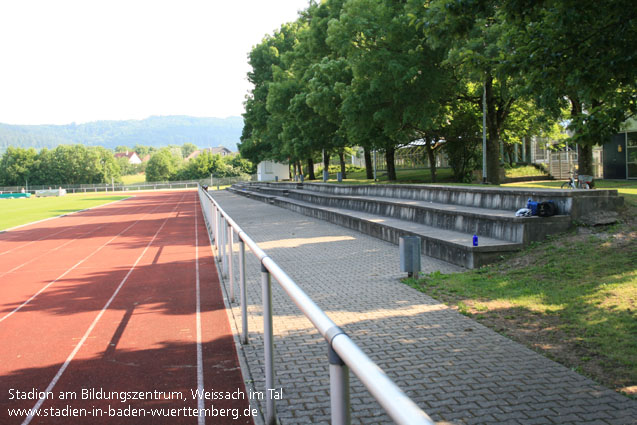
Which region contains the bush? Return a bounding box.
[444,139,481,183]
[316,164,365,175]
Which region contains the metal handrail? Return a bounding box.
[197,185,434,425]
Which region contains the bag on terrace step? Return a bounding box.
[537,201,557,217]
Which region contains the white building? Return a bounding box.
[257,161,289,182]
[114,151,142,165]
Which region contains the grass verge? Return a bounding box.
[120,172,146,185]
[0,194,131,231]
[504,179,637,207]
[405,204,637,397]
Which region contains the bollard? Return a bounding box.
[262,264,277,425]
[399,236,421,279]
[239,240,248,344]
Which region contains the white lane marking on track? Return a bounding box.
[0,203,147,278]
[0,197,132,256]
[195,193,206,425]
[0,200,162,323]
[21,193,186,425]
[0,224,108,279]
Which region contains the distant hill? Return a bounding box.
[0,116,244,153]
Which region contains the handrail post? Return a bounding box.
[214,208,220,251]
[221,217,228,278]
[207,200,213,238]
[239,239,248,344]
[227,224,235,303]
[329,343,351,425]
[262,264,276,425]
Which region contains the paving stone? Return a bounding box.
[210,190,637,425]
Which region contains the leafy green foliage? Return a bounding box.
[0,145,119,186]
[499,0,637,174]
[144,148,183,182]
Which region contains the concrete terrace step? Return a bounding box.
[229,186,520,269]
[283,188,571,244]
[247,181,624,219]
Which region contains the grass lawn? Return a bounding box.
[0,194,131,231]
[400,178,637,397]
[319,167,456,184]
[504,179,637,207]
[120,173,146,185]
[318,164,547,185]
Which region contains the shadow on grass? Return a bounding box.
[407,228,637,395]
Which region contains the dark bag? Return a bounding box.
[537,201,557,217]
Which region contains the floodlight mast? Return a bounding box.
[482,81,487,183]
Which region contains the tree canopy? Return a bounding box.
[241,0,635,180]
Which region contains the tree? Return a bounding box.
[500,0,637,175]
[181,143,198,158]
[145,148,181,182]
[133,144,157,157]
[240,22,302,165]
[421,0,522,184]
[328,0,454,180]
[0,147,38,186]
[226,154,256,175]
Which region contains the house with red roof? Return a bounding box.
[114,151,142,165]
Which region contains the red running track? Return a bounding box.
[0,191,254,425]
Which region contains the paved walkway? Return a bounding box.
[212,190,636,425]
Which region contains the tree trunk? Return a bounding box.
[568,97,595,176]
[339,149,347,179]
[578,144,594,176]
[307,157,316,180]
[297,160,303,177]
[386,146,397,181]
[424,139,437,183]
[364,147,373,179]
[323,150,330,173]
[504,143,515,166]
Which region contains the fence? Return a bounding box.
[0,175,257,195]
[531,139,603,179]
[197,185,435,425]
[372,142,450,172]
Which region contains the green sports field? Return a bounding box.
[0,194,131,231]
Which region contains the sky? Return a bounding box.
[0,0,309,125]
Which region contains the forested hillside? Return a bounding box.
[0,116,243,153]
